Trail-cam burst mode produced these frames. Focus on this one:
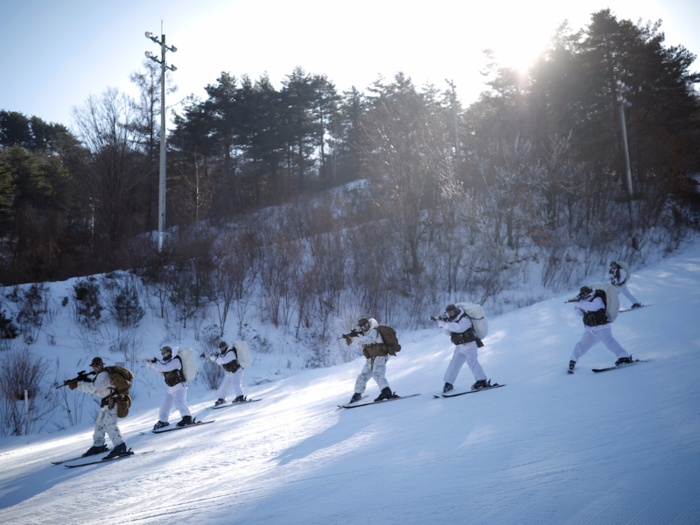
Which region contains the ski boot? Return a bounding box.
[232,395,246,403]
[569,361,576,372]
[153,421,169,430]
[177,415,194,427]
[615,356,633,366]
[349,392,362,404]
[214,398,226,406]
[631,303,642,309]
[103,443,128,460]
[82,444,108,457]
[374,387,398,402]
[471,379,489,390]
[443,382,454,393]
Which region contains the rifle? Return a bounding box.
[200,352,222,359]
[430,315,450,322]
[565,291,590,303]
[339,329,361,340]
[56,370,95,389]
[136,357,161,364]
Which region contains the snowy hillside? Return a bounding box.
[1,241,700,524]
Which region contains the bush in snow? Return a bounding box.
[72,279,103,330]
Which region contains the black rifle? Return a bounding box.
[565,291,590,303]
[430,315,450,322]
[200,352,222,359]
[339,329,361,340]
[56,370,95,389]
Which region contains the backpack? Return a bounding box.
[104,366,134,418]
[617,262,631,284]
[177,347,197,382]
[587,282,620,323]
[375,325,401,356]
[233,340,251,368]
[455,302,488,339]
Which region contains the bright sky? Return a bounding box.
[1,0,699,131]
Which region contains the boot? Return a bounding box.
[374,387,397,402]
[631,303,642,309]
[349,392,362,404]
[443,382,454,393]
[233,395,246,403]
[153,420,169,430]
[177,415,194,427]
[103,443,128,460]
[214,398,226,406]
[615,356,633,366]
[82,444,108,457]
[569,361,576,372]
[471,379,488,390]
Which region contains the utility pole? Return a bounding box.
[145,30,177,251]
[617,80,639,250]
[446,79,461,167]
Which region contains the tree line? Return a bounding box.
[1,9,699,303]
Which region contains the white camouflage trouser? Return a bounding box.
[159,382,191,422]
[93,405,124,447]
[216,368,245,399]
[443,341,487,385]
[616,283,639,306]
[354,356,390,394]
[570,325,631,362]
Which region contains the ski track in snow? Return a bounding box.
[1,245,700,523]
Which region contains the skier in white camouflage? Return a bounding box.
[147,346,193,429]
[210,341,246,406]
[568,286,633,372]
[69,357,128,459]
[436,304,489,393]
[346,317,398,404]
[609,261,642,309]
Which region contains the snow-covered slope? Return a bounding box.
[1,243,700,524]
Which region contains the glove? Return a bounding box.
[438,320,446,328]
[210,355,216,362]
[68,380,78,390]
[345,337,352,346]
[146,361,155,370]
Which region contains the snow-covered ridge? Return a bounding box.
[0,239,699,523]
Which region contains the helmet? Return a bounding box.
[90,357,104,367]
[445,304,459,319]
[218,341,228,350]
[160,346,173,361]
[358,317,369,327]
[579,286,593,295]
[610,261,618,268]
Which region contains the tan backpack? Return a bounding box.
[104,366,134,418]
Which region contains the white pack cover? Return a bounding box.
[233,340,251,369]
[455,302,489,339]
[588,282,620,323]
[617,261,631,284]
[177,347,197,382]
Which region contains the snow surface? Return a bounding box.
[1,243,700,524]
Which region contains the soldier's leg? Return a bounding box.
[102,406,125,447]
[159,390,175,422]
[172,384,191,418]
[463,342,487,381]
[618,283,639,305]
[443,347,467,385]
[596,326,631,359]
[216,372,235,400]
[370,356,390,391]
[231,367,245,398]
[353,359,373,394]
[92,406,109,447]
[570,330,597,362]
